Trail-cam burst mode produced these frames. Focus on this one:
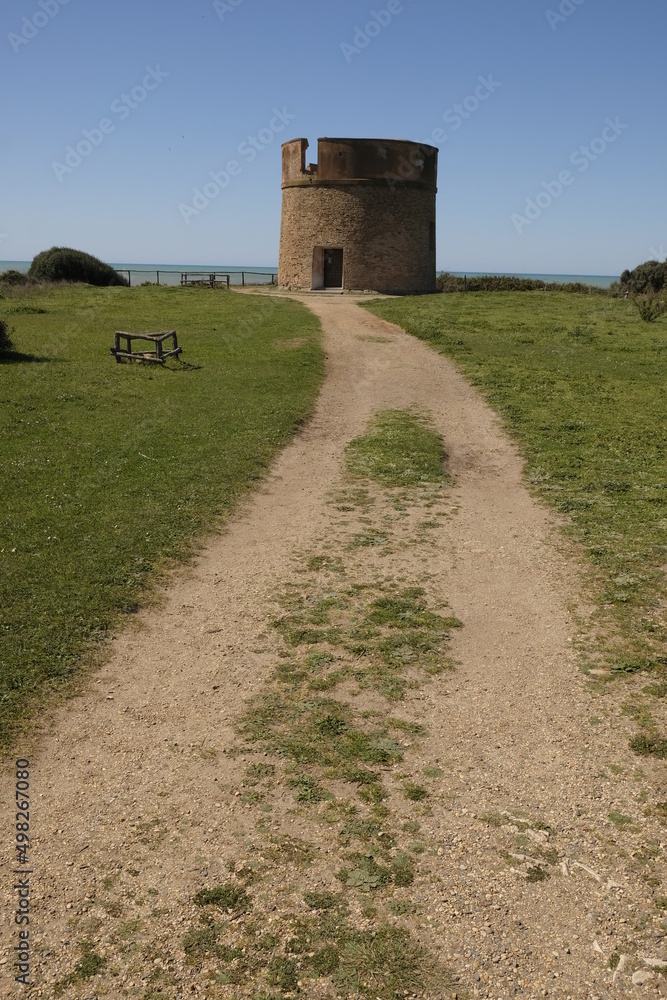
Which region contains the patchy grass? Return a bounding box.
[345,409,450,488]
[0,284,323,748]
[332,924,453,998]
[267,580,460,702]
[608,811,634,828]
[630,734,667,759]
[364,292,667,750]
[198,406,462,998]
[193,882,251,912]
[403,782,429,802]
[54,940,106,992]
[525,865,551,883]
[182,902,453,999]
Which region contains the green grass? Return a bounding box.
[345,409,450,487]
[0,284,323,747]
[181,905,454,999]
[54,941,106,992]
[193,882,251,912]
[364,293,667,676]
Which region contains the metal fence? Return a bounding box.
[115,269,278,288]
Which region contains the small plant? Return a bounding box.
[525,865,550,882]
[182,917,221,964]
[303,890,345,910]
[266,956,298,991]
[630,734,667,759]
[403,782,429,801]
[193,882,251,912]
[54,940,106,992]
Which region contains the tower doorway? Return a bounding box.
[323,249,343,288]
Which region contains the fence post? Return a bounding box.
[242,271,245,287]
[156,271,160,285]
[127,270,132,287]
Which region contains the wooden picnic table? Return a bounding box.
[110,330,182,365]
[180,272,231,288]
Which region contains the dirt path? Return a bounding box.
[1,297,666,999]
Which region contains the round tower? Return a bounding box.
[278,137,438,294]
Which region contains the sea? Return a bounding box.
[0,261,619,289]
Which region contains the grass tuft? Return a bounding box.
[345,409,449,488]
[192,882,251,911]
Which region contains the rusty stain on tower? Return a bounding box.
[278,137,438,294]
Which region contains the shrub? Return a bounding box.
[0,319,15,355]
[620,259,667,295]
[436,272,607,294]
[0,269,32,286]
[28,247,128,287]
[633,292,667,323]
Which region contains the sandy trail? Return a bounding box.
[1,296,665,999]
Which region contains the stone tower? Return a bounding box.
[278,137,438,294]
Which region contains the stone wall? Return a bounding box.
[278,137,438,294]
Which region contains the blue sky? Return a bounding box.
[1,0,665,275]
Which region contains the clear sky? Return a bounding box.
[1,0,664,275]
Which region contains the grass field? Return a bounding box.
[0,284,323,747]
[364,292,667,689]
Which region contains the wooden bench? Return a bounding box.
[180,272,231,288]
[110,330,182,365]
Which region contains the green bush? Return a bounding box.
[633,292,667,323]
[620,259,667,295]
[436,272,607,294]
[0,269,32,286]
[0,318,15,354]
[28,247,128,287]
